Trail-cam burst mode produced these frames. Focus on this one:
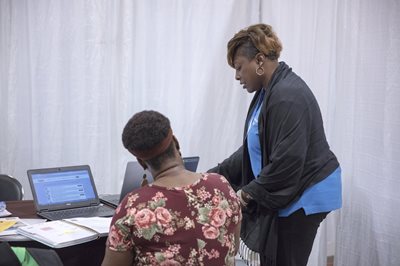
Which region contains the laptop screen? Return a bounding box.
[183,156,200,172]
[28,165,99,210]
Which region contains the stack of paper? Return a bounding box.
[0,217,46,241]
[0,219,17,233]
[17,217,112,248]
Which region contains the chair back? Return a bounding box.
[0,174,24,201]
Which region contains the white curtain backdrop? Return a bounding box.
[0,0,259,196]
[1,1,399,265]
[332,0,400,265]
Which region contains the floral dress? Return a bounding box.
[107,173,242,266]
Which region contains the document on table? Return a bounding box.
[17,217,112,248]
[0,217,47,241]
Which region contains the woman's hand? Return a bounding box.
[236,189,252,207]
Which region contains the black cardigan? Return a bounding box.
[209,62,339,265]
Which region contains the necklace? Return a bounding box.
[153,164,181,181]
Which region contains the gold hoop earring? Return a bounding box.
[256,66,264,76]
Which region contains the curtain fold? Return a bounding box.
[333,0,400,265]
[0,0,259,198]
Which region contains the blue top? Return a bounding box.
[247,91,342,217]
[278,167,341,216]
[246,89,265,177]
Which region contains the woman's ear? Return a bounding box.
[173,135,182,157]
[256,53,265,65]
[173,135,180,150]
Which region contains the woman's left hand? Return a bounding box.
[236,189,251,207]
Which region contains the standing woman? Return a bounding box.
[208,24,342,266]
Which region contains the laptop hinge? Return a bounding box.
[91,203,98,206]
[41,209,49,212]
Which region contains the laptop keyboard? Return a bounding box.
[99,194,120,207]
[41,205,115,220]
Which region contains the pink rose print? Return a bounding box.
[212,195,221,205]
[134,208,156,228]
[164,227,174,235]
[108,225,130,248]
[220,176,229,183]
[197,187,211,200]
[127,193,139,203]
[152,191,165,201]
[160,259,181,266]
[108,226,121,247]
[208,249,220,259]
[164,250,174,259]
[155,207,172,225]
[233,215,240,224]
[168,244,181,254]
[223,235,234,249]
[127,207,137,216]
[226,208,232,217]
[202,224,220,239]
[115,204,122,214]
[209,207,226,228]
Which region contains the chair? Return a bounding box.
[0,242,64,266]
[0,174,24,201]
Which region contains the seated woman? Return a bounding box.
[102,110,242,266]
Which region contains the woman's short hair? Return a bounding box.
[227,23,282,67]
[122,110,175,170]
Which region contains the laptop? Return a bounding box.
[100,156,200,208]
[27,165,116,221]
